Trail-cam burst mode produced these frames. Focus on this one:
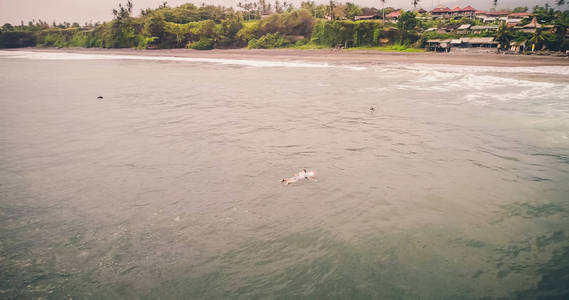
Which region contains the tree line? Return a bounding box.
[0,1,567,52]
[0,1,415,49]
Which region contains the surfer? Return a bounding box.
[281,169,316,185]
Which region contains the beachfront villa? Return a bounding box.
[475,11,510,23]
[428,6,532,26]
[430,6,477,19]
[353,5,533,29]
[427,37,498,52]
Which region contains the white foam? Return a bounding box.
[394,62,569,76]
[0,50,337,69]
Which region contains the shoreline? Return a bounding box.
[5,47,569,67]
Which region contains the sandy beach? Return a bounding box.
[8,47,569,67]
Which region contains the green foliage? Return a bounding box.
[248,33,290,48]
[561,39,569,51]
[543,31,562,50]
[345,3,363,20]
[218,15,244,46]
[256,9,314,37]
[310,20,351,46]
[310,20,405,47]
[138,36,159,49]
[397,11,417,42]
[236,20,260,43]
[311,20,386,47]
[556,11,569,50]
[189,37,214,50]
[300,1,328,18]
[529,28,546,50]
[512,7,528,13]
[69,31,89,47]
[495,22,513,49]
[0,31,36,48]
[3,1,568,53]
[512,31,531,42]
[533,6,557,24]
[2,23,15,31]
[352,21,383,46]
[106,20,140,48]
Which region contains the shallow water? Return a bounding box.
[0,51,568,299]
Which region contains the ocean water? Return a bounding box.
[0,50,568,299]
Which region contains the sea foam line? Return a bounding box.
[392,62,569,76]
[0,50,340,69]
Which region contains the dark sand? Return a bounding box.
[9,47,569,67]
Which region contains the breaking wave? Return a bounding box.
[0,50,335,69]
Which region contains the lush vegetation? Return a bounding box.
[0,0,412,50]
[0,1,568,52]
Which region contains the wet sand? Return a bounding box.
[11,47,569,67]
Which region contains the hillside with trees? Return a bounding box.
[0,0,567,53]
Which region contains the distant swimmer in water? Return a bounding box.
[97,96,103,99]
[281,169,316,185]
[369,106,375,112]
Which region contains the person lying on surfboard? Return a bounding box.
[280,169,316,184]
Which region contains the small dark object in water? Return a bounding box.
[97,96,103,99]
[369,106,375,112]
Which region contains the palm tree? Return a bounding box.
[529,28,545,51]
[554,11,569,51]
[412,0,420,10]
[495,22,512,50]
[381,0,386,25]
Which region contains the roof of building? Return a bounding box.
[428,37,498,46]
[476,10,510,16]
[354,15,379,20]
[431,6,476,13]
[386,11,401,18]
[524,17,541,28]
[431,7,450,13]
[457,24,471,30]
[471,25,499,30]
[511,40,527,46]
[508,12,531,17]
[461,37,497,44]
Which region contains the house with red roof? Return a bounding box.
[386,10,402,22]
[431,7,451,19]
[430,6,477,19]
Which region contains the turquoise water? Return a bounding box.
[0,51,568,299]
